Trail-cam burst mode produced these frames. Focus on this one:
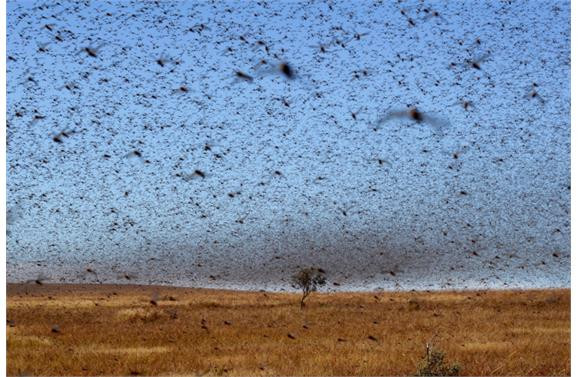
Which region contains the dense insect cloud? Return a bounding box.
[6,0,570,290]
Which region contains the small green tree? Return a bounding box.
[291,267,326,309]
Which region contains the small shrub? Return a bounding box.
[408,298,421,311]
[416,343,461,376]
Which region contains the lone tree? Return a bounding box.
[292,267,327,308]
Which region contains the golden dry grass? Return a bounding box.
[7,284,570,376]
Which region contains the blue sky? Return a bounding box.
[6,0,570,290]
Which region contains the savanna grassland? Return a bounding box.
[7,284,570,376]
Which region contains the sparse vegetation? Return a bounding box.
[416,342,461,376]
[7,284,570,376]
[291,267,327,308]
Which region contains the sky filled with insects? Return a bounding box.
[6,0,570,290]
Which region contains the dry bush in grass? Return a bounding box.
[291,267,327,308]
[408,298,421,311]
[116,308,169,323]
[416,342,461,376]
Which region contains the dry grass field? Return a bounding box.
[7,284,570,376]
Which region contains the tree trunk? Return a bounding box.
[300,291,309,309]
